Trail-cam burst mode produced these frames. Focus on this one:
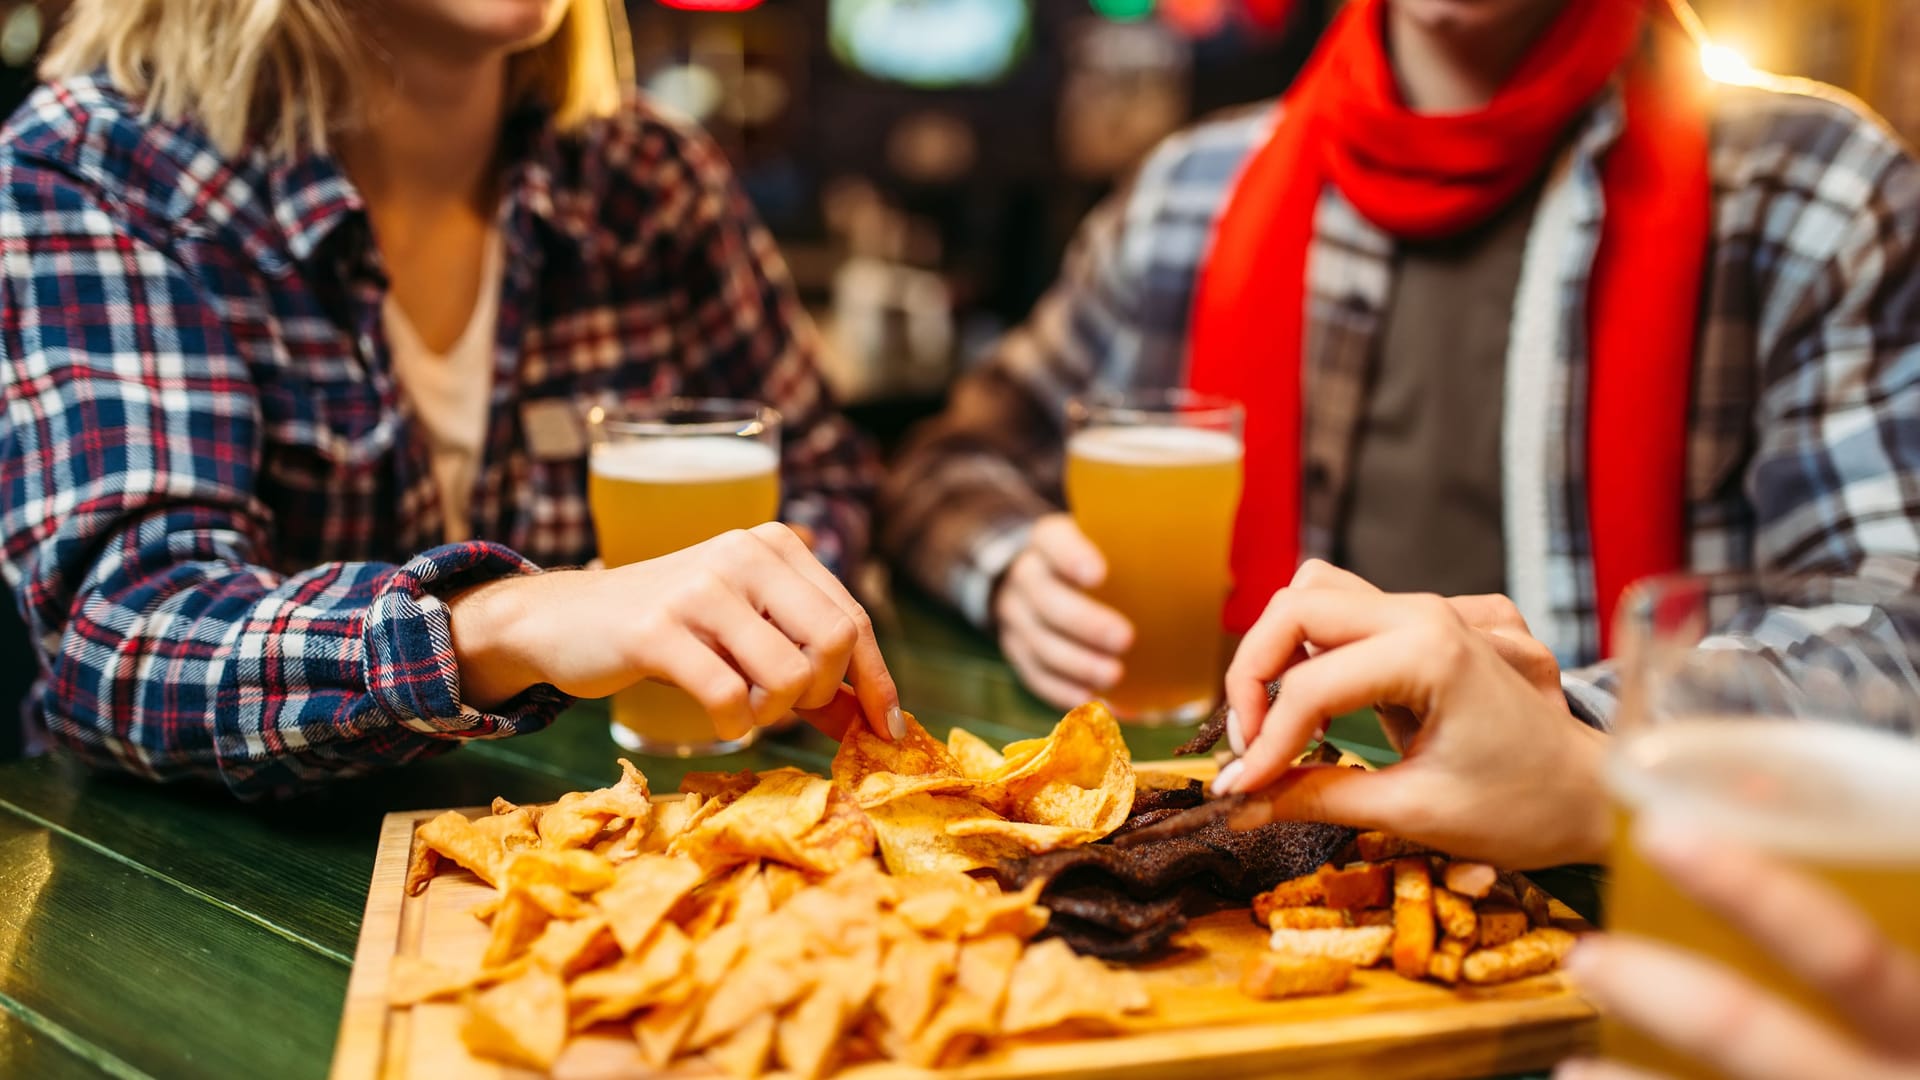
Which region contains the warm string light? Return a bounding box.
[1699,42,1762,85]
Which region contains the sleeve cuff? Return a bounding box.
[952,517,1038,630]
[1561,668,1618,731]
[363,541,572,738]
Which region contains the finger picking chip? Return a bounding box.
[1476,903,1530,948]
[1433,887,1478,941]
[1266,906,1348,931]
[1463,927,1577,985]
[1000,938,1152,1034]
[460,967,568,1072]
[1267,926,1394,967]
[946,727,1007,780]
[1391,858,1436,979]
[596,853,704,953]
[1241,951,1353,1001]
[1319,862,1392,910]
[832,712,976,808]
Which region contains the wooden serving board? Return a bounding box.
[333,785,1595,1080]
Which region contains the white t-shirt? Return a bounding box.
[384,229,504,544]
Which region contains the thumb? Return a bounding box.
[1227,764,1413,834]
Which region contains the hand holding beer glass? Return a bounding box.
[1062,391,1245,724]
[1593,575,1920,1079]
[588,399,783,756]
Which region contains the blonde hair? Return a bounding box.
[40,0,624,158]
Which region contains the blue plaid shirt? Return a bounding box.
[0,75,877,796]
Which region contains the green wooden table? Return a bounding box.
[0,593,1600,1080]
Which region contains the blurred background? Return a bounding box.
[0,0,1911,456]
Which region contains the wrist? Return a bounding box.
[447,572,545,710]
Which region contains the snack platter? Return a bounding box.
[331,712,1595,1080]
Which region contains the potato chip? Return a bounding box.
[761,861,813,909]
[568,923,692,1028]
[482,892,551,969]
[946,727,1006,780]
[875,933,957,1043]
[528,915,617,976]
[538,759,653,850]
[946,817,1101,853]
[415,807,539,888]
[791,783,879,875]
[596,853,705,953]
[460,967,569,1072]
[679,769,760,804]
[1000,938,1151,1035]
[864,793,1027,876]
[995,703,1134,835]
[705,1011,776,1079]
[909,933,1023,1067]
[831,712,977,808]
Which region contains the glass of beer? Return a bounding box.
[1602,573,1920,1078]
[1064,390,1245,724]
[587,399,782,757]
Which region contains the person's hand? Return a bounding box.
[992,513,1134,709]
[448,522,904,742]
[1215,572,1609,869]
[1558,816,1920,1080]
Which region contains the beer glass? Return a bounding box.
[587,399,782,757]
[1064,390,1245,724]
[1603,573,1920,1077]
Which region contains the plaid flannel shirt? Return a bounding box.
[882,79,1920,727]
[0,75,877,796]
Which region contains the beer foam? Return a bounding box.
[1609,720,1920,862]
[1069,425,1242,465]
[590,437,777,482]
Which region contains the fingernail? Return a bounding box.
[1212,759,1246,796]
[1635,812,1709,870]
[1226,707,1247,756]
[886,706,906,740]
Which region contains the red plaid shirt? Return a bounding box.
[0,76,877,797]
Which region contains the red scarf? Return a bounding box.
[1189,0,1707,653]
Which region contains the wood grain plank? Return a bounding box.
[0,993,153,1080]
[0,812,349,1080]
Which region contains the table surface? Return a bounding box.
[0,592,1602,1080]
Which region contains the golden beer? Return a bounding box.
[1604,720,1920,1078]
[588,430,780,756]
[1066,423,1245,722]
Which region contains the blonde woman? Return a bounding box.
[0,0,903,797]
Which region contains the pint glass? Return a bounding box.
[587,399,781,757]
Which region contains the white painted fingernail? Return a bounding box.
[886,706,906,740]
[1226,707,1246,756]
[1212,759,1246,796]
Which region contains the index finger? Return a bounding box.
[1224,587,1419,758]
[749,523,904,740]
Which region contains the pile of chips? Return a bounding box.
[391,709,1150,1078]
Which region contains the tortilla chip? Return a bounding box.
[629,794,701,857]
[791,783,879,874]
[459,967,568,1072]
[404,839,440,897]
[831,712,976,807]
[688,949,817,1051]
[527,915,617,976]
[946,727,1007,780]
[909,933,1023,1067]
[415,808,539,888]
[538,759,653,850]
[387,956,517,1006]
[482,891,551,969]
[568,923,692,1028]
[633,996,700,1069]
[705,1011,776,1079]
[1000,938,1151,1034]
[596,854,705,953]
[761,862,814,909]
[864,793,1028,876]
[774,957,873,1080]
[875,933,957,1043]
[892,878,1047,940]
